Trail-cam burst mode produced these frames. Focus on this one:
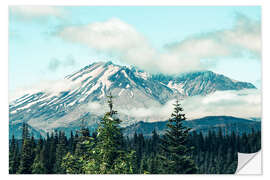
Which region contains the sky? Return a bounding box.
[9,6,261,92]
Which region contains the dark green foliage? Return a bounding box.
[81,93,135,174]
[9,100,261,174]
[159,100,197,174]
[9,134,20,174]
[31,136,46,174]
[61,152,84,174]
[54,131,68,173]
[187,129,261,174]
[18,123,34,174]
[9,126,261,174]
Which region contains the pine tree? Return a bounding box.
[160,100,197,174]
[9,134,16,173]
[47,132,57,173]
[95,93,125,173]
[42,133,51,173]
[83,92,134,174]
[134,133,144,173]
[9,134,20,174]
[75,117,92,158]
[31,136,46,174]
[151,129,159,156]
[73,131,79,154]
[149,155,160,174]
[63,118,95,174]
[68,131,74,153]
[61,152,84,174]
[140,157,149,174]
[54,131,67,173]
[18,122,34,174]
[30,134,36,164]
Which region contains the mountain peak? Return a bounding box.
[9,61,257,136]
[92,60,114,66]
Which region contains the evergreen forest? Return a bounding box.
[9,97,261,174]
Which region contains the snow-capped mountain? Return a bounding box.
[151,71,256,96]
[9,61,256,137]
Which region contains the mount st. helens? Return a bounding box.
[9,61,256,138]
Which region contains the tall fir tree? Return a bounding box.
[75,117,92,158]
[160,100,197,174]
[31,136,46,174]
[63,117,95,174]
[18,122,34,174]
[9,134,20,174]
[95,93,125,173]
[83,92,134,174]
[151,129,160,156]
[54,131,68,173]
[68,131,74,153]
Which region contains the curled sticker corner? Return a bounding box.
[236,151,261,174]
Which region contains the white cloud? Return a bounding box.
[87,102,103,114]
[10,6,67,20]
[58,18,146,52]
[9,79,81,102]
[119,89,261,120]
[183,89,261,119]
[57,18,203,74]
[48,55,76,72]
[169,14,261,59]
[57,15,260,75]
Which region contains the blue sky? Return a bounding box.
[9,6,261,91]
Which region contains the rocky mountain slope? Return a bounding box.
[9,61,256,137]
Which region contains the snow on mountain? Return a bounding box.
[9,61,256,138]
[151,71,256,96]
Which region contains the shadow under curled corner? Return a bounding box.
[236,151,262,174]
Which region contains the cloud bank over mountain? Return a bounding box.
[57,15,260,75]
[119,89,261,120]
[183,89,261,119]
[9,61,260,122]
[9,78,81,103]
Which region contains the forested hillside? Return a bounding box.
[9,97,261,174]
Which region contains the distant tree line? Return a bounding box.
[9,97,261,174]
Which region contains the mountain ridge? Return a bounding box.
[9,61,257,135]
[123,116,261,137]
[9,115,261,139]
